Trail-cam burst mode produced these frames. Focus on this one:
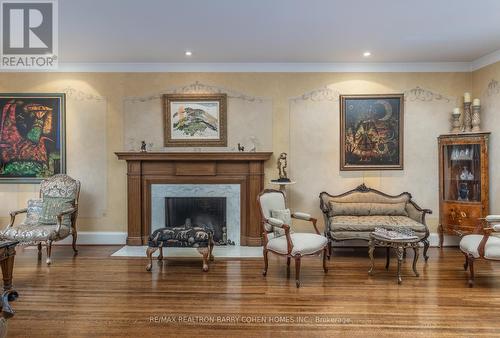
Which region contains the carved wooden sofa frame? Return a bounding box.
[319,184,432,260]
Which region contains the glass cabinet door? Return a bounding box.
[443,144,481,202]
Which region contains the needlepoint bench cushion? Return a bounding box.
[148,226,211,248]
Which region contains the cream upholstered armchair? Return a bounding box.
[460,215,500,287]
[258,189,328,287]
[0,174,80,264]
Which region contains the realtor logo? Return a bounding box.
[1,0,58,69]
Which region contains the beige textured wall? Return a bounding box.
[0,72,474,236]
[473,61,500,215]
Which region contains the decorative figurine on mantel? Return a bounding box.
[270,152,296,194]
[237,143,245,152]
[140,141,147,152]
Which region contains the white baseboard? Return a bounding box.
[54,231,127,245]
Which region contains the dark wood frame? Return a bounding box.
[340,94,404,171]
[319,184,432,260]
[115,151,272,246]
[163,93,227,147]
[258,189,328,288]
[0,93,66,183]
[438,132,490,247]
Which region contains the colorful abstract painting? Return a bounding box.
[163,93,227,147]
[340,94,404,170]
[0,94,65,182]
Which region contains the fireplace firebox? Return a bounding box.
[165,197,234,246]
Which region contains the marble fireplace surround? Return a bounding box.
[151,184,241,246]
[115,151,272,246]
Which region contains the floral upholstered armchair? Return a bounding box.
[0,174,81,264]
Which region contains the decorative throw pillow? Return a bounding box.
[39,196,74,226]
[25,199,43,225]
[368,202,408,216]
[328,201,370,216]
[270,209,293,238]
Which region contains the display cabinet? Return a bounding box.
[438,132,490,247]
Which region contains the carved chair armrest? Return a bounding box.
[265,217,293,254]
[56,207,78,234]
[473,218,487,234]
[292,212,320,235]
[7,209,27,228]
[477,228,494,258]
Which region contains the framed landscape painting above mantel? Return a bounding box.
[163,93,227,147]
[340,94,404,171]
[0,93,66,183]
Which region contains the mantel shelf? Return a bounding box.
[115,151,273,162]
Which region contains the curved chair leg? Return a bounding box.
[262,249,268,276]
[46,240,53,265]
[157,247,163,261]
[323,248,328,273]
[385,247,390,270]
[295,255,301,288]
[37,243,42,261]
[286,257,291,274]
[72,229,78,256]
[209,236,215,261]
[146,247,158,272]
[327,240,332,260]
[423,239,430,262]
[467,254,475,287]
[463,253,469,271]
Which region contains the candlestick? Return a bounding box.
[463,101,472,132]
[464,92,471,103]
[451,110,461,133]
[472,104,481,132]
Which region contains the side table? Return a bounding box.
[368,232,419,284]
[0,241,19,323]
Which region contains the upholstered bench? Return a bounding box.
[146,226,214,272]
[320,184,432,260]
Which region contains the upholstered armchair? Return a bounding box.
[460,215,500,287]
[258,189,328,287]
[0,174,80,264]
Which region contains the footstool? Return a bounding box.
[146,226,214,272]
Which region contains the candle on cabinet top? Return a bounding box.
[464,92,471,103]
[473,98,480,106]
[452,108,460,115]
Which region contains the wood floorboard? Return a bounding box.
[6,246,500,337]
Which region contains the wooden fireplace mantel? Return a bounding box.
[116,151,273,246]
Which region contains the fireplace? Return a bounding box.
[115,151,272,246]
[165,197,234,246]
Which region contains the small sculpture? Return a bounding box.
[248,136,258,152]
[272,152,291,182]
[237,143,245,152]
[140,141,147,152]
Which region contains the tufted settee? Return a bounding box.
[319,184,432,260]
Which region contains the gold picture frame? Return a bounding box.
[163,93,227,147]
[340,94,404,171]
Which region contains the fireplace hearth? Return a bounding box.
[165,197,234,246]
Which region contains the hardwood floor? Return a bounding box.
[6,245,500,337]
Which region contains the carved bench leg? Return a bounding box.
[158,247,163,261]
[263,249,268,276]
[198,247,209,272]
[146,247,158,272]
[37,243,42,261]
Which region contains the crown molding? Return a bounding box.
[0,54,498,73]
[0,61,472,73]
[471,48,500,71]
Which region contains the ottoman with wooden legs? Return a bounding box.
[146,225,214,272]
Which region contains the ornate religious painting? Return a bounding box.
[340,94,404,170]
[163,93,227,147]
[0,94,66,183]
